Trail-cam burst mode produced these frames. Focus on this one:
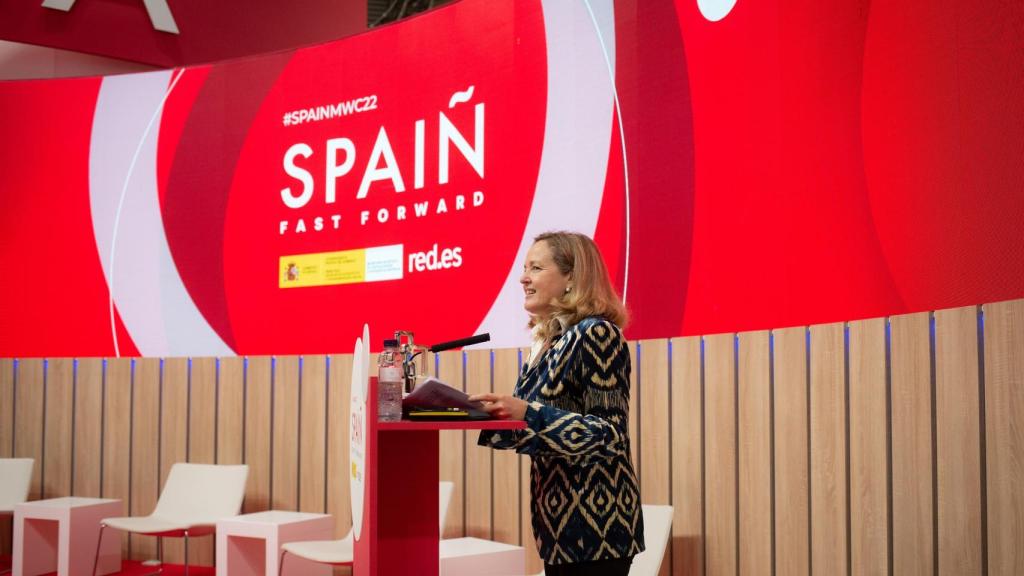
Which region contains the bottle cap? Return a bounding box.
[383,338,399,348]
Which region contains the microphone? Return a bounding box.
[428,333,490,353]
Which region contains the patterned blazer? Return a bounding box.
[478,316,645,564]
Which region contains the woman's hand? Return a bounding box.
[468,393,529,420]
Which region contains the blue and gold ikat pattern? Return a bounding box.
[479,317,645,564]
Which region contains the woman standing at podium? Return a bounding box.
[470,231,645,576]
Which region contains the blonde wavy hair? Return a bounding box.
[529,231,628,343]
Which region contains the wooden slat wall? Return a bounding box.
[639,339,671,576]
[491,348,520,546]
[436,350,464,539]
[0,357,14,558]
[191,357,219,566]
[465,349,492,540]
[773,326,810,576]
[131,358,160,561]
[15,359,44,503]
[934,307,983,575]
[809,323,847,576]
[670,336,703,576]
[0,298,1021,575]
[104,358,132,557]
[848,318,888,575]
[738,331,771,576]
[160,358,188,563]
[984,300,1024,575]
[327,354,353,540]
[891,311,934,576]
[704,333,737,576]
[244,357,272,514]
[73,359,103,498]
[43,358,73,500]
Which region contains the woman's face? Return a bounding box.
[520,241,571,318]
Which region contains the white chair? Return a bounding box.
[92,462,248,576]
[531,504,674,576]
[278,480,454,572]
[0,458,34,576]
[0,458,34,515]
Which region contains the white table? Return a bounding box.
[13,497,122,576]
[216,510,334,576]
[440,537,525,576]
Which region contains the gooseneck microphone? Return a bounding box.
[428,333,491,353]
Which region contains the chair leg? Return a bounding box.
[278,549,288,576]
[183,531,189,576]
[91,524,107,576]
[157,536,164,574]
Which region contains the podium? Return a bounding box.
[351,374,524,576]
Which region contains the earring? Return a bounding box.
[564,286,571,294]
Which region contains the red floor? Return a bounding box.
[108,561,216,575]
[0,558,214,575]
[0,558,357,575]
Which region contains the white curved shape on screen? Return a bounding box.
[581,0,631,304]
[89,70,234,357]
[698,0,737,22]
[475,0,618,349]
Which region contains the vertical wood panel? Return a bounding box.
[629,341,640,479]
[738,330,771,576]
[73,359,103,497]
[131,358,160,561]
[14,358,44,500]
[190,358,218,464]
[437,350,465,538]
[639,339,671,576]
[640,339,671,501]
[217,357,245,465]
[189,357,218,566]
[890,312,934,576]
[934,306,983,575]
[670,336,703,576]
[0,359,13,457]
[809,322,847,576]
[848,318,889,575]
[516,347,543,575]
[43,358,74,499]
[244,357,272,513]
[465,349,492,539]
[160,357,189,563]
[521,450,541,575]
[983,299,1024,576]
[0,358,12,559]
[104,358,133,556]
[272,356,300,511]
[299,355,328,514]
[704,333,736,576]
[215,357,247,565]
[491,348,520,545]
[774,327,809,576]
[327,353,353,539]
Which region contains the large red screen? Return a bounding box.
[1,0,1021,357]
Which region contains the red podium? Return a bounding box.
[352,376,524,576]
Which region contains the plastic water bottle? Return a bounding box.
[378,338,404,422]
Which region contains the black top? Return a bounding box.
[478,316,645,564]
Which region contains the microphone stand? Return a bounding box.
[392,331,491,393]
